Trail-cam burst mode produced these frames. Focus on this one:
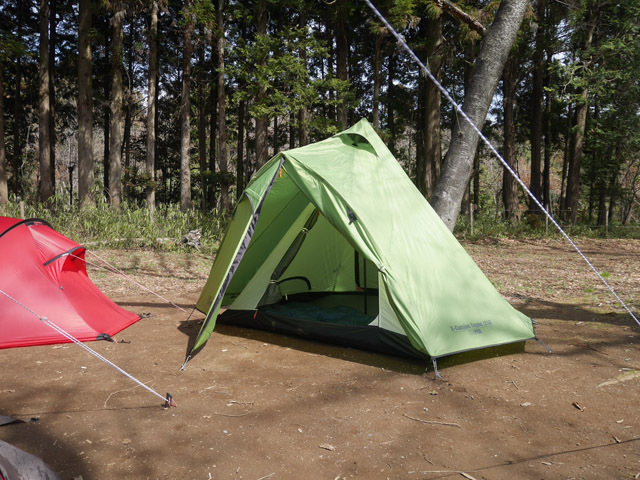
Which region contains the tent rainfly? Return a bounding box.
[0,217,140,348]
[189,119,535,365]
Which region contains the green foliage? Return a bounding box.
[1,198,229,255]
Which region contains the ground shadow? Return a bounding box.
[0,409,90,479]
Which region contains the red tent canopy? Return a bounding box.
[0,217,140,348]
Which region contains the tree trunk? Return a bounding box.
[335,0,348,128]
[49,0,57,195]
[372,30,384,129]
[217,0,229,212]
[297,15,309,147]
[502,55,519,221]
[431,0,529,231]
[78,0,95,206]
[103,34,110,200]
[39,0,53,202]
[529,0,545,212]
[208,31,218,209]
[0,63,7,205]
[145,1,158,212]
[12,0,24,197]
[565,27,595,224]
[180,3,194,210]
[543,48,552,211]
[416,14,443,199]
[197,27,207,211]
[109,6,125,209]
[237,98,245,198]
[123,24,134,202]
[255,0,269,168]
[386,51,396,150]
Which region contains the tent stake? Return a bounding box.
[535,337,553,354]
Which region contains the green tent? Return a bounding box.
[189,119,534,366]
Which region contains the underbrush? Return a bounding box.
[455,211,640,241]
[1,199,229,255]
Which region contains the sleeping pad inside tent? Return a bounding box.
[189,119,536,364]
[0,217,141,348]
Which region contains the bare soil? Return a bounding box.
[1,238,639,480]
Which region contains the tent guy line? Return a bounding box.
[0,288,176,408]
[70,250,189,314]
[363,0,639,328]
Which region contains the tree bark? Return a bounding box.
[208,30,218,209]
[502,55,519,221]
[12,0,24,197]
[416,14,443,199]
[431,0,529,231]
[39,0,53,202]
[109,5,125,209]
[0,63,7,205]
[335,0,348,129]
[529,0,545,213]
[123,24,134,202]
[180,2,194,210]
[217,0,229,212]
[372,30,384,129]
[255,0,269,168]
[145,1,158,212]
[49,0,57,195]
[565,18,596,224]
[237,98,245,198]
[78,0,95,206]
[197,27,207,211]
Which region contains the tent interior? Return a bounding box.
[216,168,421,357]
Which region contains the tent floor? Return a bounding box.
[218,292,428,360]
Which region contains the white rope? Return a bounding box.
[363,0,639,327]
[78,250,188,313]
[0,288,169,404]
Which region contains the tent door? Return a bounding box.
[258,208,319,307]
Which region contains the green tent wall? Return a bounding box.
[190,119,535,363]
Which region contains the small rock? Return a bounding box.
[520,402,531,407]
[319,443,335,451]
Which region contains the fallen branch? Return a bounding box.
[402,412,461,428]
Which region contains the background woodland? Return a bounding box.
[0,0,639,234]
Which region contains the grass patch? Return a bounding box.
[2,200,229,255]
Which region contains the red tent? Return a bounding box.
[0,217,140,349]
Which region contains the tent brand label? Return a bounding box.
[450,320,493,334]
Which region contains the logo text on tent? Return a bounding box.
[450,320,493,334]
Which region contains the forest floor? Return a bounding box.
[1,238,639,480]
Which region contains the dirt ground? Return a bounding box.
[1,238,639,480]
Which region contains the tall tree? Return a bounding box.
[502,53,519,221]
[11,0,24,197]
[529,0,545,213]
[145,1,159,212]
[49,0,57,196]
[415,11,443,199]
[180,1,194,210]
[217,0,229,212]
[564,6,597,224]
[108,1,125,208]
[38,0,53,202]
[78,0,95,206]
[431,0,529,231]
[0,61,7,206]
[254,0,269,168]
[197,26,207,210]
[335,0,348,128]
